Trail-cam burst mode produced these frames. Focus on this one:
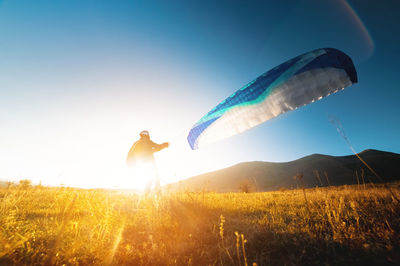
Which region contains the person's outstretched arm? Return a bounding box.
[150,141,169,153]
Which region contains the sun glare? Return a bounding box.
[116,166,148,191]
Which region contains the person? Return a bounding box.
[127,130,169,193]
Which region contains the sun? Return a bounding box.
[115,164,152,191]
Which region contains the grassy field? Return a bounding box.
[1,183,399,265]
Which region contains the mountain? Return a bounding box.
[170,149,400,192]
[0,181,12,188]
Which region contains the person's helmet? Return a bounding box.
[140,130,150,138]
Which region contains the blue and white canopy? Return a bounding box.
[187,48,358,150]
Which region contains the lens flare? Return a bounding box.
[340,0,374,57]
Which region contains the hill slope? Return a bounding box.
[172,149,400,192]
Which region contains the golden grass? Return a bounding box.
[1,183,399,265]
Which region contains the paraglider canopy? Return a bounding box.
[187,48,358,150]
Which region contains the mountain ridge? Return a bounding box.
[170,149,400,192]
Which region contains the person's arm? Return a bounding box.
[150,141,169,152]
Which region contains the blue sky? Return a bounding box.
[0,0,399,187]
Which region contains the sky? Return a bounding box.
[1,0,399,189]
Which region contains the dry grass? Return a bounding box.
[1,183,399,265]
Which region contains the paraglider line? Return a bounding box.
[329,116,399,203]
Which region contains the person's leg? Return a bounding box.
[151,160,161,193]
[142,161,153,194]
[145,180,152,194]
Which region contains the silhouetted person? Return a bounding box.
[127,130,169,193]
